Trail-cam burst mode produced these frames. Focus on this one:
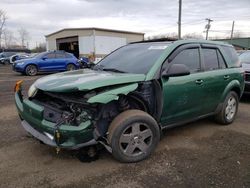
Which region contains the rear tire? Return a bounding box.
[25,65,37,76]
[66,64,75,71]
[214,91,239,125]
[108,110,160,163]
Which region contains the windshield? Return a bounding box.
[96,42,169,74]
[34,52,47,59]
[28,53,38,58]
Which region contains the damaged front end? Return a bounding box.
[15,85,98,151]
[15,80,148,153]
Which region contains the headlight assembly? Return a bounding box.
[17,62,24,66]
[28,84,38,98]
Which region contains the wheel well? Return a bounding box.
[25,64,38,71]
[127,94,149,113]
[67,63,75,67]
[231,87,241,98]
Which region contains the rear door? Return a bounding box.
[199,45,231,113]
[161,44,207,126]
[55,52,68,70]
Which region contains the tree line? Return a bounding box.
[0,9,43,51]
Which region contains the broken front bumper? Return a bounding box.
[15,91,97,149]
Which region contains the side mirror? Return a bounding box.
[42,57,47,60]
[162,64,190,77]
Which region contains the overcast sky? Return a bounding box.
[1,0,250,48]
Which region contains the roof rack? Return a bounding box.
[48,50,66,53]
[131,38,177,44]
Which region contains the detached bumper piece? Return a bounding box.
[21,119,98,149]
[22,120,56,147]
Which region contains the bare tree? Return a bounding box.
[146,32,178,41]
[18,27,30,48]
[0,10,7,49]
[32,42,46,53]
[233,31,243,38]
[3,29,15,48]
[182,33,203,39]
[165,32,178,39]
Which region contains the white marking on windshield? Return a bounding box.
[148,46,168,50]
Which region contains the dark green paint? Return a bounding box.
[15,40,245,149]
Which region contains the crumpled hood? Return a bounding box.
[34,69,146,92]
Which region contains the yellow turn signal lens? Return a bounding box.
[14,80,23,92]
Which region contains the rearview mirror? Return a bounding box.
[162,64,190,77]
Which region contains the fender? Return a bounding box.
[220,80,242,103]
[87,83,138,104]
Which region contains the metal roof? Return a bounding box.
[214,37,250,49]
[45,27,145,38]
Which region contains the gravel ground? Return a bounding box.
[0,65,250,188]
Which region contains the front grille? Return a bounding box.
[245,72,250,82]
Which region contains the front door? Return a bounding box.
[161,46,206,126]
[39,52,56,71]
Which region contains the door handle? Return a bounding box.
[224,75,230,80]
[195,79,203,85]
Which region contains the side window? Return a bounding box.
[202,48,219,71]
[56,53,66,58]
[44,53,55,59]
[217,50,227,69]
[65,53,72,58]
[221,46,240,67]
[171,48,200,73]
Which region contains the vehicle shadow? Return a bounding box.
[240,94,250,104]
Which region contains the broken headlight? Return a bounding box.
[28,84,38,98]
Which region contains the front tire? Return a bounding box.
[108,110,160,163]
[66,64,75,71]
[25,65,37,76]
[214,91,239,125]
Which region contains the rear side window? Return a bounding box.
[217,50,227,68]
[202,48,219,71]
[56,53,66,58]
[44,53,55,59]
[221,46,240,67]
[171,48,200,73]
[66,53,73,58]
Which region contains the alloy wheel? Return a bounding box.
[225,96,237,121]
[119,122,153,157]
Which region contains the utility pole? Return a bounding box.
[178,0,182,40]
[230,21,235,44]
[205,18,213,40]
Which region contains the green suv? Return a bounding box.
[15,40,244,162]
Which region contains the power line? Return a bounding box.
[182,20,205,25]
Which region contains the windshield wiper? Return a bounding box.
[103,68,126,73]
[93,64,104,70]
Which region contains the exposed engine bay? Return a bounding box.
[30,80,162,142]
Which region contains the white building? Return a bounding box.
[45,28,144,58]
